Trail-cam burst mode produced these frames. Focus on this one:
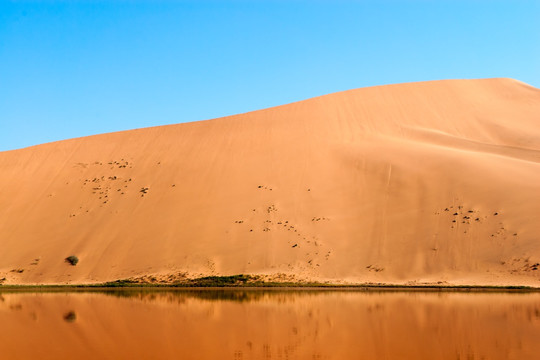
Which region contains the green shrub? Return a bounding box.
[65,255,79,266]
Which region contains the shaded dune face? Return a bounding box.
[0,78,539,285]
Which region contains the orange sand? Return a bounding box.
[0,78,539,286]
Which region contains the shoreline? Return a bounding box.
[2,275,539,292]
[1,283,539,293]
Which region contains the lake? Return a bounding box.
[0,289,539,359]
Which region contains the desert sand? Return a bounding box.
[0,78,539,286]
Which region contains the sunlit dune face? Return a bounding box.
[0,78,539,286]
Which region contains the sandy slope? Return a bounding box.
[0,78,539,286]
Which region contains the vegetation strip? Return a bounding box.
[1,274,539,292]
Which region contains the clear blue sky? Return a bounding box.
[1,1,539,151]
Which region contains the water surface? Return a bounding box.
[1,289,539,359]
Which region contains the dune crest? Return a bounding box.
[1,78,539,286]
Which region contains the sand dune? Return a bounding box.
[1,78,539,286]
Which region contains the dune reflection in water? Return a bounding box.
[0,289,539,360]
